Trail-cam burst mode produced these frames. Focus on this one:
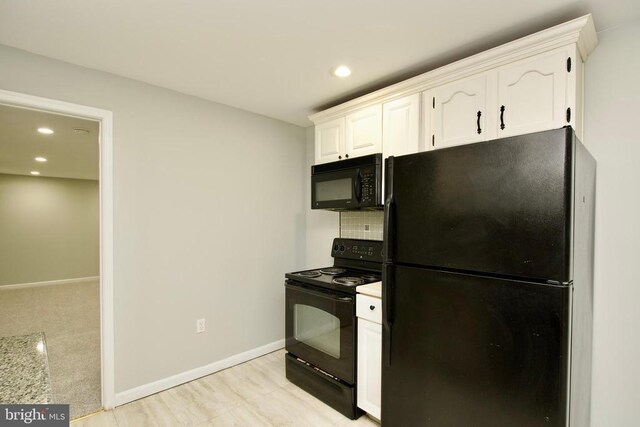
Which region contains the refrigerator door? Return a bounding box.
[387,127,574,283]
[382,265,571,427]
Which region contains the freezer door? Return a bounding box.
[382,265,571,427]
[388,127,574,283]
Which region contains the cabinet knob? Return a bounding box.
[370,305,375,311]
[338,155,342,159]
[345,154,349,158]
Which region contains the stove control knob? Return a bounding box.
[334,244,339,252]
[339,245,345,252]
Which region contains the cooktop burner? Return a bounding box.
[319,267,347,275]
[360,274,381,282]
[295,270,322,278]
[332,276,365,286]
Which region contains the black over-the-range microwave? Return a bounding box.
[311,153,383,210]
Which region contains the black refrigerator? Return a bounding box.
[381,127,595,427]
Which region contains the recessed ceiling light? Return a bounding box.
[35,157,47,162]
[30,171,40,175]
[37,127,54,135]
[333,65,352,78]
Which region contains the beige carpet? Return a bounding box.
[0,279,101,419]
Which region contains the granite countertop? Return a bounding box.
[358,281,382,298]
[0,332,53,404]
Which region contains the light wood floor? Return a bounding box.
[72,349,379,427]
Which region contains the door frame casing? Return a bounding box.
[0,89,115,409]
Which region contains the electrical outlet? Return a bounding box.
[196,318,206,333]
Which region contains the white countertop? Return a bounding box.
[357,281,382,298]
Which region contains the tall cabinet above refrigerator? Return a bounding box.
[382,127,595,426]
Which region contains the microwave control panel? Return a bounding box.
[360,166,377,204]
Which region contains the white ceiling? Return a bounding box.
[1,1,639,127]
[0,104,99,180]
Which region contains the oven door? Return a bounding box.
[285,282,356,384]
[311,168,362,210]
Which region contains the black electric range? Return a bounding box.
[284,238,383,420]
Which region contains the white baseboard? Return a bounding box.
[0,276,100,291]
[114,339,285,407]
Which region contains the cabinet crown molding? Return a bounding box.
[309,14,597,125]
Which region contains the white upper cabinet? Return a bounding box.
[314,105,382,164]
[345,104,383,159]
[426,47,577,150]
[496,47,571,138]
[382,94,421,157]
[315,117,345,164]
[430,74,488,150]
[310,15,596,163]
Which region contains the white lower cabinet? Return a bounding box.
[357,294,382,420]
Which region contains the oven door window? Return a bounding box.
[294,304,340,359]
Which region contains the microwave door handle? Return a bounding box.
[354,171,362,202]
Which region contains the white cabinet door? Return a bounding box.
[345,104,382,159]
[383,94,420,157]
[430,74,488,150]
[357,318,382,420]
[315,117,345,164]
[496,47,569,138]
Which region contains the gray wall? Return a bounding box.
[584,18,640,426]
[0,44,307,393]
[0,174,99,286]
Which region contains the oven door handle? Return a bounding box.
[285,282,353,303]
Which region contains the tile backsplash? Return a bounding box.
[340,211,384,241]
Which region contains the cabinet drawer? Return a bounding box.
[357,294,382,324]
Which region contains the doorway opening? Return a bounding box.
[0,89,114,416]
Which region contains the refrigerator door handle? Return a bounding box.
[383,156,395,263]
[382,263,394,367]
[383,199,394,262]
